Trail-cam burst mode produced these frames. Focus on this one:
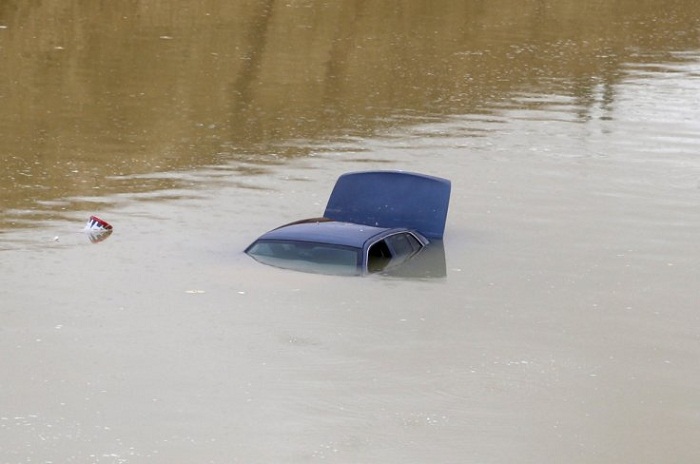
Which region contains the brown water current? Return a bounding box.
[2,1,700,463]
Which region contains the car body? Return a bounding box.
[246,218,429,275]
[245,171,451,276]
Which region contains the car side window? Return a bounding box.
[367,233,423,273]
[385,233,421,258]
[367,240,391,272]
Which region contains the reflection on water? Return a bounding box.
[382,240,446,279]
[1,0,699,229]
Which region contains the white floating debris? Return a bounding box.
[83,216,113,244]
[185,290,206,294]
[84,215,112,232]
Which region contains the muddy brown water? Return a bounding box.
[2,1,700,463]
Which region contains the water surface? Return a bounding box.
[1,1,700,463]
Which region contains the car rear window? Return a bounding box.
[247,240,361,275]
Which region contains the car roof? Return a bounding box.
[253,220,398,249]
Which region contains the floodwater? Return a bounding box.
[1,1,700,462]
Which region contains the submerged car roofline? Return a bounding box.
[247,223,429,275]
[252,219,403,249]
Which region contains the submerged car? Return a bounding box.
[245,170,451,276]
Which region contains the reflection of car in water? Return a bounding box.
[245,171,451,276]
